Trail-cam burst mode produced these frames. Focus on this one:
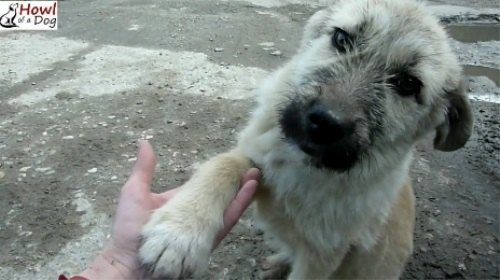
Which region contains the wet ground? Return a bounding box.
[0,0,499,279]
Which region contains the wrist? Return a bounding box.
[77,242,138,280]
[77,253,122,280]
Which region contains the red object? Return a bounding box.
[58,275,88,280]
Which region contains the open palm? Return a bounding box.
[107,140,260,275]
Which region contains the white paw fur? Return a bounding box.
[138,203,217,279]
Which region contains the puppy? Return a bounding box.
[138,0,474,279]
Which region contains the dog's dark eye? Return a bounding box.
[332,28,352,53]
[396,75,422,96]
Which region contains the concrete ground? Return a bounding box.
[0,0,499,279]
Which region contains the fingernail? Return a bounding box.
[137,139,147,148]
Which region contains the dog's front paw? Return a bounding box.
[138,209,214,279]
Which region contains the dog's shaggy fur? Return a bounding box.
[138,0,474,279]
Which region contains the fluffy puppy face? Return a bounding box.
[278,0,473,172]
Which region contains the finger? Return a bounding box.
[212,179,258,249]
[128,140,157,187]
[241,168,261,185]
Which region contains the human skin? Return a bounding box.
[75,140,260,279]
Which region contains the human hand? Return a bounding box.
[77,140,260,279]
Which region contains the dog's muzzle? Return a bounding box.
[279,99,361,171]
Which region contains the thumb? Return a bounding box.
[128,140,157,186]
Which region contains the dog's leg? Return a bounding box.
[138,148,253,279]
[287,245,349,280]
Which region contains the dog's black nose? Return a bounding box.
[305,103,352,145]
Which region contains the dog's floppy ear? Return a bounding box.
[433,77,474,152]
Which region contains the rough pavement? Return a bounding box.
[0,0,499,279]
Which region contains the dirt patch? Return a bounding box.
[0,88,254,274]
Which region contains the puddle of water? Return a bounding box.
[446,23,500,91]
[463,65,500,87]
[446,23,500,43]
